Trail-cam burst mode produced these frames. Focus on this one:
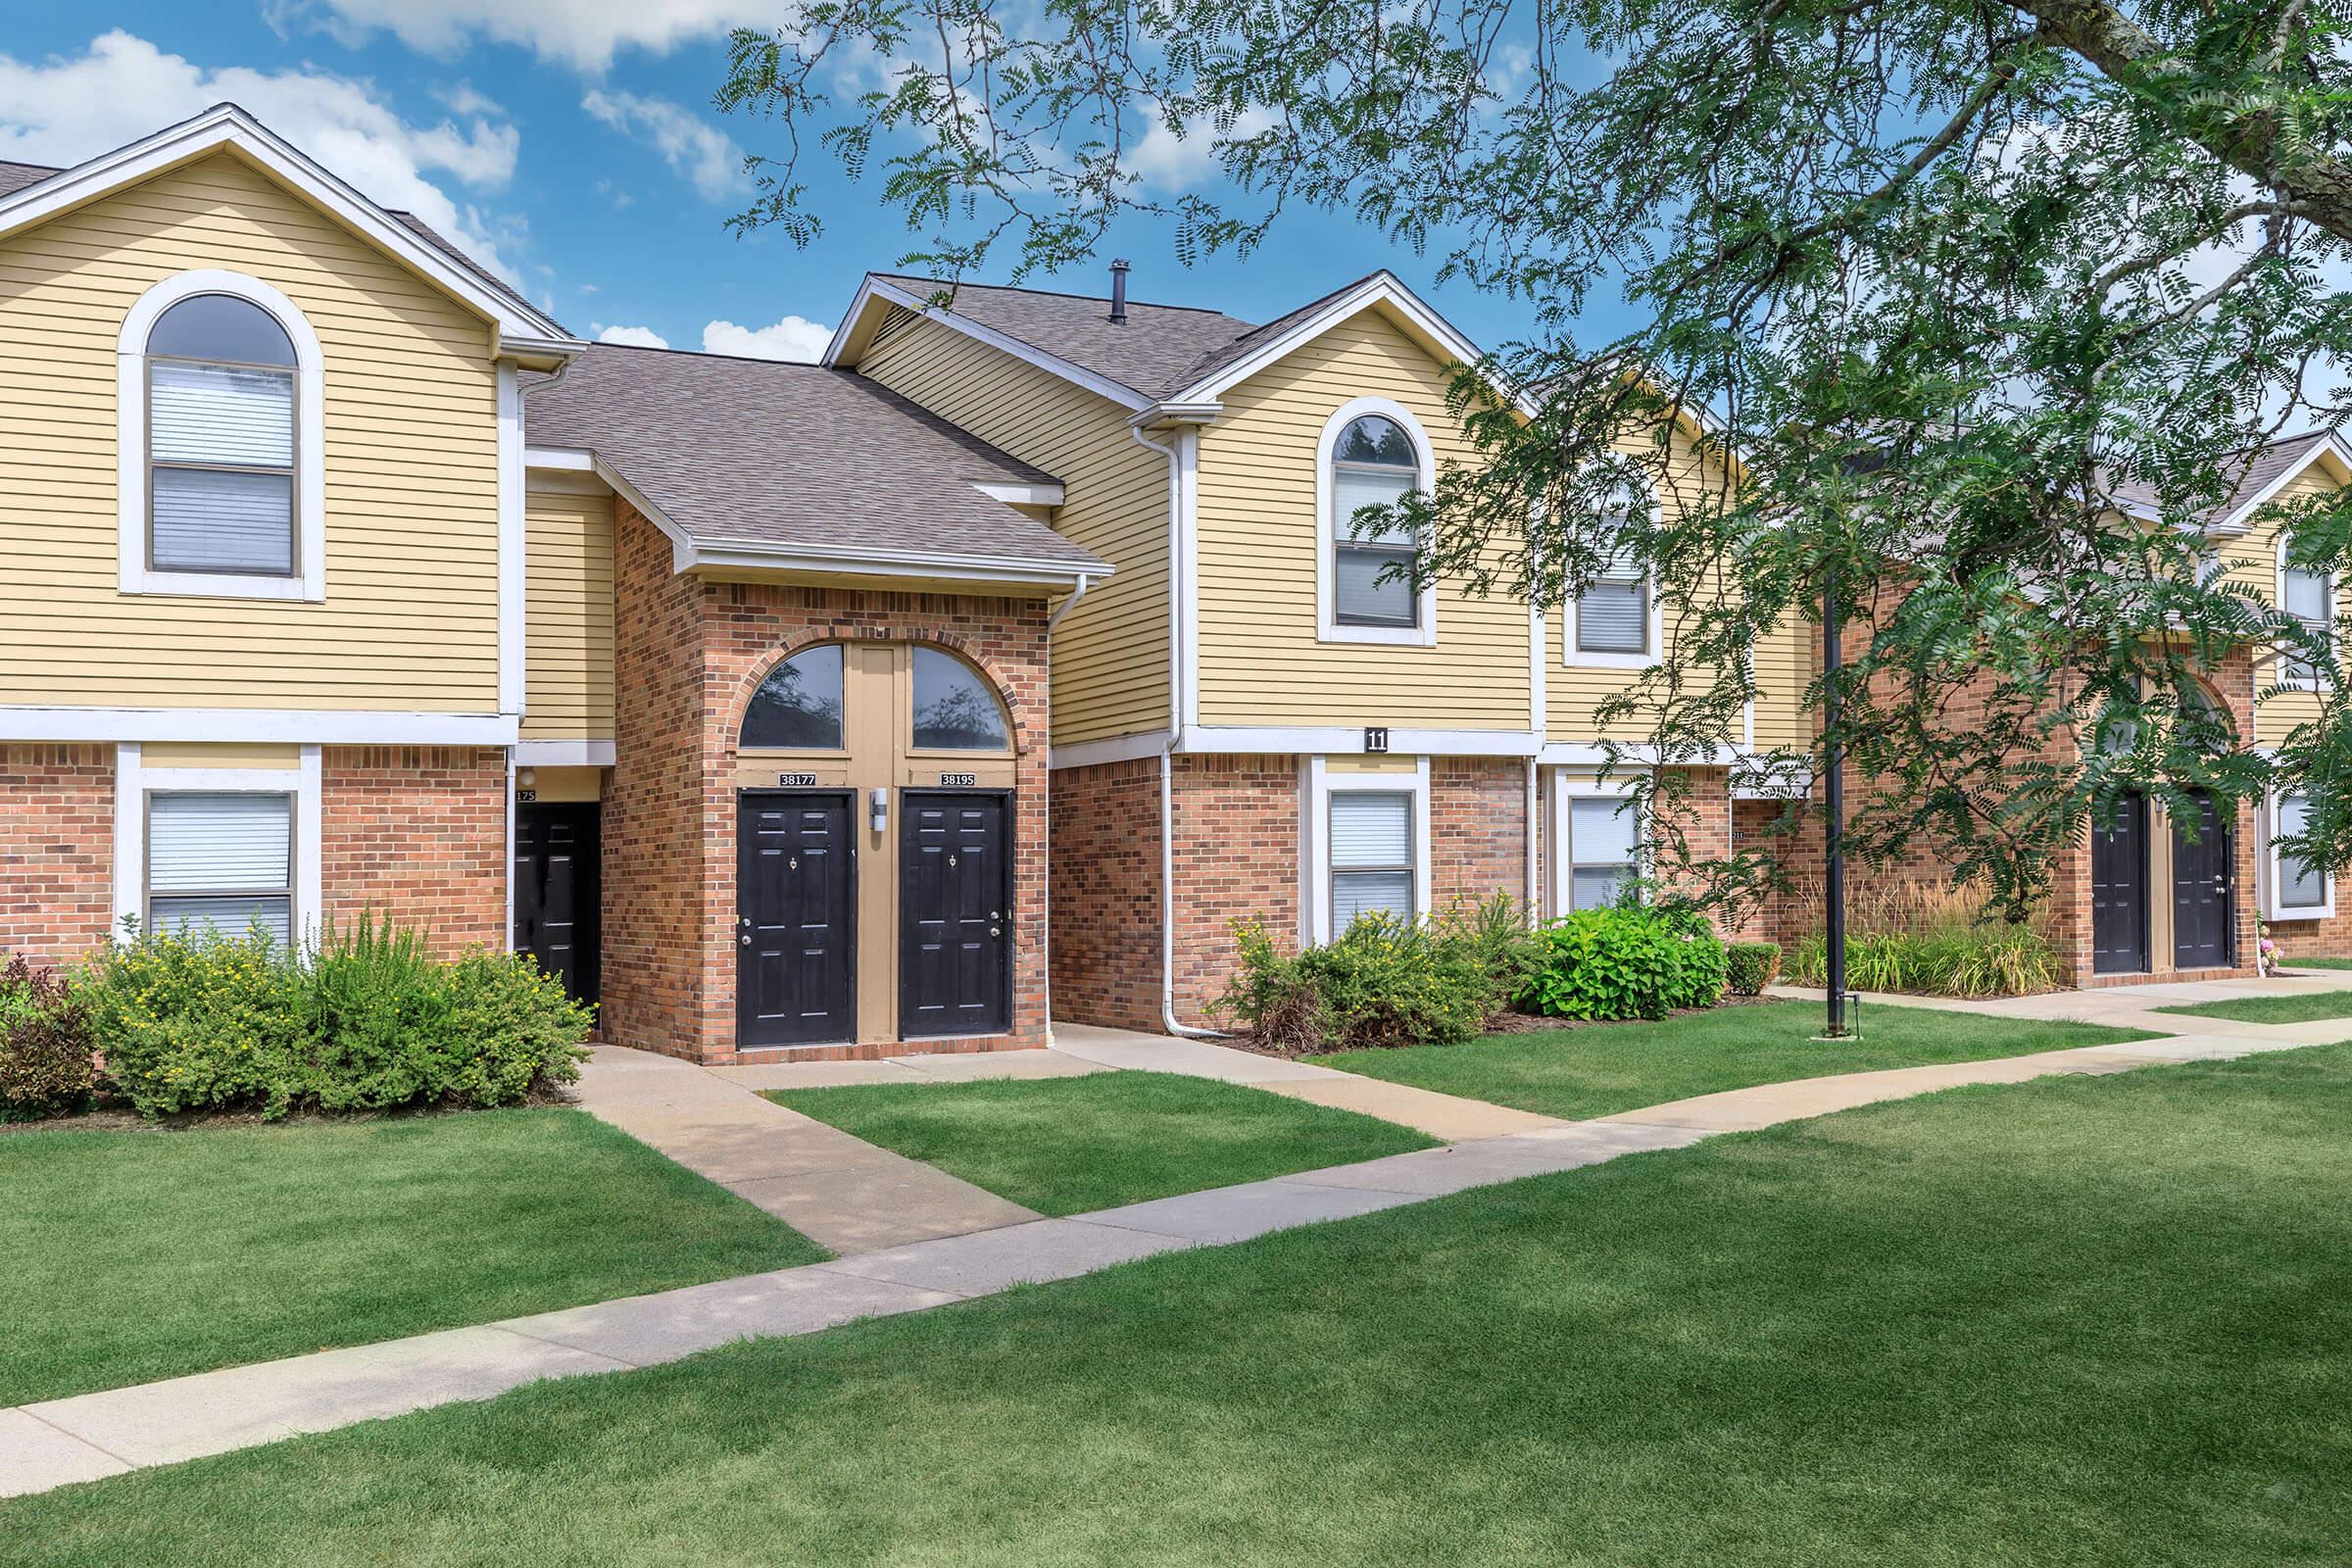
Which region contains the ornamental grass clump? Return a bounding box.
[1784,881,2068,998]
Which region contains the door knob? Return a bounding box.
[740,935,751,945]
[990,926,1002,938]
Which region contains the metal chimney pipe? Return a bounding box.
[1109,259,1130,323]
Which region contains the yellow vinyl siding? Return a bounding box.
[1747,610,1816,752]
[856,308,1170,745]
[0,150,502,711]
[2218,464,2350,742]
[1195,306,1531,729]
[522,488,614,740]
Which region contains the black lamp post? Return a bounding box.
[1822,564,1850,1038]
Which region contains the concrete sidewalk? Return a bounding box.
[570,1047,1039,1255]
[5,1021,2321,1501]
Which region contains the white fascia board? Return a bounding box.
[1181,725,1541,758]
[1152,271,1538,419]
[1536,741,1751,768]
[525,446,598,471]
[2209,433,2352,535]
[687,543,1104,589]
[0,708,518,746]
[0,106,577,351]
[1049,730,1175,770]
[515,739,616,766]
[973,480,1067,506]
[838,275,1152,412]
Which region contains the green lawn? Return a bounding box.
[0,1108,823,1407]
[7,1046,2345,1565]
[2155,992,2352,1025]
[769,1071,1436,1214]
[2281,956,2352,970]
[1309,998,2156,1120]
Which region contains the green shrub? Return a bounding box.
[1515,907,1728,1021]
[1725,941,1782,997]
[1214,903,1516,1054]
[0,954,97,1120]
[83,916,594,1119]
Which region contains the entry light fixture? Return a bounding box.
[870,787,889,833]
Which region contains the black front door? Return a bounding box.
[513,803,601,1004]
[2172,790,2235,969]
[2089,793,2148,976]
[737,792,856,1047]
[899,792,1010,1038]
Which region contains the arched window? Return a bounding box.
[1329,414,1422,628]
[119,270,323,600]
[742,644,846,750]
[910,647,1009,751]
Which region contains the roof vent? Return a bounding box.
[1109,259,1130,324]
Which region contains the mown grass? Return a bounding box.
[771,1070,1436,1214]
[2155,991,2352,1025]
[5,1047,2344,1565]
[1313,999,2155,1119]
[0,1108,823,1406]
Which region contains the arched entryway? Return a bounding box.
[732,640,1018,1047]
[2089,678,2239,976]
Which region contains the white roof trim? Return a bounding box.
[0,103,577,353]
[2207,433,2352,535]
[826,273,1152,412]
[972,480,1065,506]
[1145,270,1539,419]
[687,538,1108,588]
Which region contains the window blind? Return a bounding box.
[151,362,294,467]
[1332,466,1414,543]
[152,468,294,572]
[148,793,295,945]
[1568,797,1638,910]
[1335,546,1416,625]
[2279,795,2326,907]
[1576,578,1647,654]
[1332,791,1414,927]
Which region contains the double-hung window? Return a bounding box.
[2272,793,2332,918]
[1576,552,1650,657]
[1330,415,1422,628]
[146,792,296,945]
[2282,562,2333,690]
[145,294,301,576]
[1330,791,1416,927]
[1564,796,1641,910]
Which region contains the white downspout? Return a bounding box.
[1133,424,1217,1037]
[1041,573,1089,1043]
[1525,758,1541,923]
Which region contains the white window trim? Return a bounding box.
[1299,756,1434,945]
[2276,540,2333,693]
[118,270,325,602]
[1546,770,1645,918]
[113,743,323,947]
[1316,397,1439,647]
[2263,790,2335,921]
[1564,534,1664,672]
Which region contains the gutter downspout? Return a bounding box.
[1133,424,1218,1038]
[1041,573,1090,1043]
[1525,759,1541,921]
[503,352,572,957]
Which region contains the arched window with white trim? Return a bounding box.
[1316,397,1437,645]
[119,270,325,601]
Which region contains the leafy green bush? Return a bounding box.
[0,954,97,1120]
[1726,941,1782,997]
[1214,900,1527,1054]
[1515,907,1728,1021]
[82,917,594,1119]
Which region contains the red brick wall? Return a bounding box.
[604,501,1055,1064]
[1049,757,1164,1033]
[320,746,507,954]
[1432,758,1531,911]
[0,745,115,966]
[1165,755,1300,1028]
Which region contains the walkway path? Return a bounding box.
[570,1046,1040,1254]
[3,1020,2316,1500]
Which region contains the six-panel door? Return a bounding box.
[2089,793,2148,977]
[2171,790,2235,970]
[898,792,1011,1039]
[737,792,858,1047]
[513,803,602,1004]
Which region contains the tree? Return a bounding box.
[715,0,2352,917]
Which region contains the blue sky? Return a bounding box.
[0,5,1585,362]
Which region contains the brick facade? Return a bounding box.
[604,501,1054,1064]
[1049,757,1164,1032]
[0,745,116,966]
[320,746,508,954]
[1432,758,1532,910]
[1167,755,1301,1028]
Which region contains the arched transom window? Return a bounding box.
[1330,415,1422,628]
[738,643,1011,755]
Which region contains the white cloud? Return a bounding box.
[597,323,670,348]
[581,89,751,203]
[270,0,789,73]
[433,80,504,118]
[0,30,530,281]
[702,316,831,361]
[1124,104,1277,192]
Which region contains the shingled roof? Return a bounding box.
[873,274,1265,400]
[526,342,1105,578]
[2109,429,2341,529]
